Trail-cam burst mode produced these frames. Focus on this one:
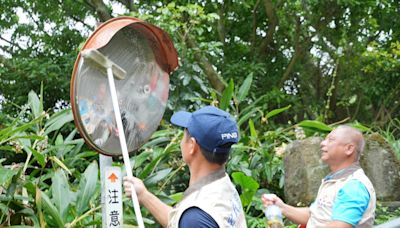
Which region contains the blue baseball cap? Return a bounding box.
[170,106,239,153]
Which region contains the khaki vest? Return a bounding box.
[307,165,376,228]
[168,169,247,228]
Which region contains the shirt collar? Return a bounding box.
[182,168,226,198]
[324,163,361,181]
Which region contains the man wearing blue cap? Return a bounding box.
[124,106,247,227]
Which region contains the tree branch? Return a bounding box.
[324,58,340,121]
[85,0,112,22]
[382,81,400,123]
[327,18,344,120]
[217,2,226,45]
[70,15,93,30]
[183,34,226,93]
[115,0,134,12]
[58,0,93,29]
[0,36,23,52]
[280,18,301,85]
[352,92,363,120]
[83,0,96,11]
[259,0,278,55]
[251,0,261,51]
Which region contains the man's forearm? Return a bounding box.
[281,204,310,225]
[140,191,173,227]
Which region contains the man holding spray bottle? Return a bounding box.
[262,125,376,228]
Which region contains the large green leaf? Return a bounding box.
[298,120,332,132]
[219,78,234,110]
[149,129,177,138]
[0,166,18,188]
[144,168,172,186]
[138,143,178,179]
[237,108,262,128]
[237,73,253,103]
[232,172,259,206]
[14,208,39,227]
[50,156,72,175]
[240,94,267,115]
[37,189,64,227]
[44,109,73,135]
[55,133,63,146]
[28,90,42,119]
[16,132,31,148]
[12,135,44,141]
[265,105,291,119]
[350,121,371,132]
[64,128,78,142]
[0,202,8,215]
[248,119,258,140]
[51,169,75,220]
[239,191,256,208]
[232,172,259,191]
[28,146,46,168]
[142,136,170,148]
[132,151,152,169]
[169,192,183,204]
[76,161,98,214]
[0,117,42,143]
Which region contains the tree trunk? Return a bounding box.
[217,2,226,45]
[259,0,278,56]
[184,35,226,93]
[85,0,112,22]
[251,0,261,52]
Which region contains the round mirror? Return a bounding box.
[70,17,178,156]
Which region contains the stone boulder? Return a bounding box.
[284,134,400,205]
[361,133,400,201]
[284,137,329,206]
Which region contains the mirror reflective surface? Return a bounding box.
[72,25,170,156]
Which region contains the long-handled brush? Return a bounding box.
[81,49,145,228]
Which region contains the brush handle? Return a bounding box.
[107,67,145,228]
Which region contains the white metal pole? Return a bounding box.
[106,67,145,228]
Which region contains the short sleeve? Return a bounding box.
[331,179,370,227]
[178,207,219,228]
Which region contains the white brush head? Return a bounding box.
[81,49,126,80]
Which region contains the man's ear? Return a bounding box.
[345,144,356,156]
[189,137,200,155]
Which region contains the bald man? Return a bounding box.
[262,125,376,228]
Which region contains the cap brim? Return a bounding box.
[170,111,192,128]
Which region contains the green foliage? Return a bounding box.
[379,119,400,161]
[51,169,76,220]
[1,80,400,227]
[76,161,98,215]
[359,41,400,124]
[0,91,98,226]
[1,0,399,226]
[298,120,333,136]
[375,203,400,225]
[220,79,234,111]
[232,172,259,208]
[2,0,399,126]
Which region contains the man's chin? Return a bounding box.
[320,154,328,162]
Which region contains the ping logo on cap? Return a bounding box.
[171,106,240,152]
[221,132,238,140]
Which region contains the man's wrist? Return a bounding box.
[279,203,288,217]
[138,189,151,205]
